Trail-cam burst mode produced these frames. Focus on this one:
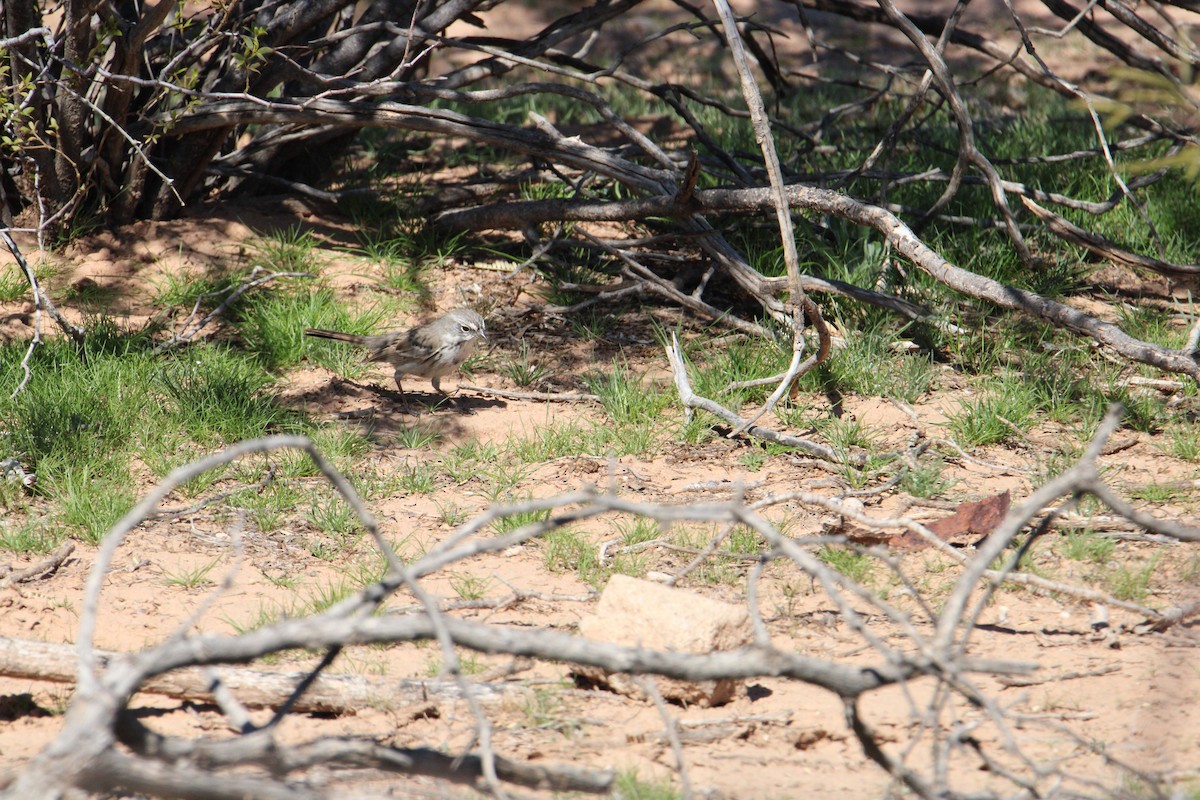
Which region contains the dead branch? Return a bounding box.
[0,541,73,588]
[665,332,858,464]
[1021,196,1200,278]
[0,637,512,714]
[457,383,601,403]
[444,185,1200,380]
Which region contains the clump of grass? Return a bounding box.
[948,382,1038,448]
[306,496,365,537]
[1059,529,1115,564]
[0,521,62,554]
[162,558,220,589]
[817,545,873,585]
[1107,554,1161,603]
[797,325,935,403]
[161,347,299,444]
[614,771,680,800]
[251,225,320,273]
[519,686,584,737]
[449,572,491,600]
[585,364,674,456]
[239,286,389,371]
[152,263,254,311]
[493,505,552,536]
[901,457,954,498]
[541,527,604,586]
[509,419,592,462]
[0,266,31,303]
[498,340,546,387]
[49,465,136,544]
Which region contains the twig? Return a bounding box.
[458,383,601,403]
[665,333,856,464]
[155,267,312,352]
[638,677,693,799]
[0,541,74,589]
[1,230,83,399]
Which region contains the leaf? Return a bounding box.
[889,491,1011,552]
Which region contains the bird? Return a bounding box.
[305,308,486,397]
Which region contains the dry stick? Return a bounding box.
[442,183,1200,378]
[576,230,770,337]
[0,541,74,589]
[112,720,615,794]
[155,267,313,352]
[748,488,1165,618]
[638,677,694,800]
[11,486,1052,798]
[1021,196,1200,278]
[457,383,601,403]
[8,437,317,800]
[665,333,853,464]
[1001,0,1165,245]
[0,637,519,714]
[712,0,830,433]
[837,0,969,198]
[936,406,1118,656]
[670,521,738,585]
[1,230,84,394]
[542,279,646,314]
[20,437,548,800]
[874,0,1032,265]
[844,697,939,800]
[801,0,1182,139]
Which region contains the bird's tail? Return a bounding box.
[304,328,368,346]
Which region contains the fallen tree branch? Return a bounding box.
[1021,196,1200,278]
[0,637,513,714]
[442,185,1200,379]
[0,541,73,588]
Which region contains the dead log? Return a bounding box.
[0,637,507,714]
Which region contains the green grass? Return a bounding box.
[817,545,874,584]
[0,265,31,303]
[1059,529,1116,564]
[161,347,300,444]
[797,325,935,403]
[1106,555,1161,603]
[251,225,321,273]
[584,364,675,456]
[541,527,605,586]
[948,382,1039,448]
[0,521,62,554]
[493,505,552,536]
[48,465,136,544]
[162,558,220,589]
[449,572,491,600]
[152,262,254,311]
[901,457,954,498]
[239,285,392,372]
[614,771,680,800]
[497,340,546,387]
[1167,422,1200,462]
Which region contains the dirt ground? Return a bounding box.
[1,196,1198,798]
[3,1,1200,798]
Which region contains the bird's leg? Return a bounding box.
[393,371,407,401]
[431,376,443,395]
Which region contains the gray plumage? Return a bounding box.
[305,308,486,395]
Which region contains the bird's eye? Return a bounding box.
[460,324,471,333]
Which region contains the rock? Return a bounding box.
[575,574,754,707]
